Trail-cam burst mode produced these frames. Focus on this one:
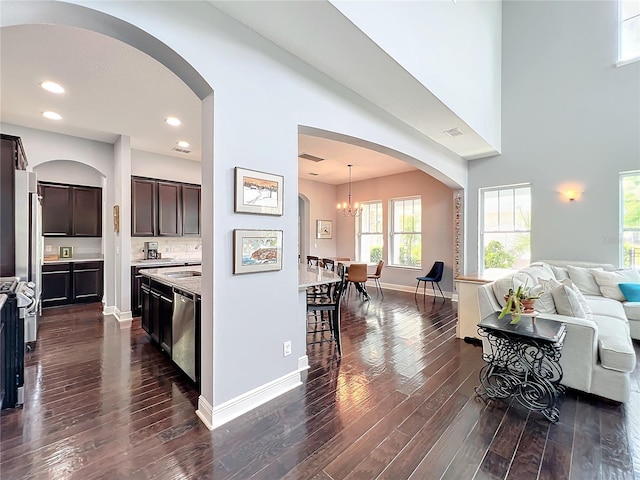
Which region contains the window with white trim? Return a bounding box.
[619,0,640,63]
[621,171,640,267]
[480,185,531,271]
[357,201,383,263]
[390,197,421,267]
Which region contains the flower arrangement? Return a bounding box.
[498,281,540,324]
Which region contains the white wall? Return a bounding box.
[332,0,502,153]
[2,0,470,427]
[467,1,640,270]
[298,178,337,260]
[132,149,201,184]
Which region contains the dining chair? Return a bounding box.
[367,260,385,298]
[322,258,335,271]
[346,263,369,300]
[415,261,445,300]
[336,257,351,261]
[306,278,345,355]
[306,255,319,266]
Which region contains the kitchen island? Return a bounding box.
[139,265,201,389]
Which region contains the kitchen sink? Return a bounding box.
[164,271,201,278]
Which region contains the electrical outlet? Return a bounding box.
[187,245,192,251]
[283,341,292,357]
[45,245,53,253]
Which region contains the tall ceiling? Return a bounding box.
[0,3,494,185]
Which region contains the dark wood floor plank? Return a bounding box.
[1,293,638,480]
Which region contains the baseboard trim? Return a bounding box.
[371,280,452,299]
[196,396,214,430]
[103,305,115,315]
[113,307,133,327]
[199,367,305,430]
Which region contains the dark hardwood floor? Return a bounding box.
[1,290,639,479]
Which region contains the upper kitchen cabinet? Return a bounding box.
[40,182,102,237]
[132,178,157,236]
[131,176,201,237]
[157,181,181,236]
[182,185,201,236]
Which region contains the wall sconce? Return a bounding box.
[565,190,578,202]
[558,183,584,202]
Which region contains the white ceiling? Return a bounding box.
[0,4,492,185]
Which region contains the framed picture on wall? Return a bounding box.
[316,220,332,239]
[233,229,283,274]
[234,167,284,216]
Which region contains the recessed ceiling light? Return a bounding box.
[42,111,62,120]
[165,116,181,126]
[177,140,190,148]
[40,81,65,94]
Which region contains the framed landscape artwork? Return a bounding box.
[233,229,283,274]
[316,220,333,239]
[234,167,284,216]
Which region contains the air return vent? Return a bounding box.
[171,146,192,154]
[298,153,325,162]
[444,128,464,138]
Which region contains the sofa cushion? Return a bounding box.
[551,284,588,318]
[591,270,640,301]
[567,265,603,296]
[590,315,636,373]
[584,295,627,321]
[550,265,569,280]
[623,302,640,321]
[619,282,640,302]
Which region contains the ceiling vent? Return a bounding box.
[298,153,325,162]
[171,146,192,154]
[444,127,464,138]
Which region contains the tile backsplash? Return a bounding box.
[44,237,102,257]
[131,237,202,262]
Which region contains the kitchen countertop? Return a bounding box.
[0,294,6,311]
[139,265,201,296]
[299,264,341,290]
[131,258,202,267]
[43,254,104,264]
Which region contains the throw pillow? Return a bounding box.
[619,283,640,302]
[550,284,588,318]
[550,265,569,281]
[591,269,640,301]
[567,265,603,296]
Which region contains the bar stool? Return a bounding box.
[306,278,345,355]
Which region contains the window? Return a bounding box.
[357,201,383,263]
[619,0,640,63]
[480,185,531,271]
[621,171,640,267]
[390,197,421,267]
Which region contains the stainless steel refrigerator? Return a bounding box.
[14,170,42,345]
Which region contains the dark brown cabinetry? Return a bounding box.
[157,181,181,236]
[140,277,173,354]
[40,182,102,237]
[182,185,201,236]
[0,134,27,277]
[42,261,104,307]
[131,176,200,237]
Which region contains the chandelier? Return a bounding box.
[337,164,362,217]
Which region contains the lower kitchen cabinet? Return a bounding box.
[42,261,104,307]
[140,277,173,355]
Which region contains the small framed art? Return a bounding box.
[234,167,284,216]
[316,220,332,239]
[233,229,283,274]
[59,246,73,258]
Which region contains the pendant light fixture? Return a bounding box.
[337,164,362,217]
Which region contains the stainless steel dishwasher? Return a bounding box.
[172,288,196,382]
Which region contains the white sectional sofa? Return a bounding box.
[477,260,639,403]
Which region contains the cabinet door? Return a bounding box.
[149,290,161,343]
[132,269,143,316]
[182,185,201,236]
[72,187,102,237]
[0,138,16,276]
[40,184,72,236]
[159,293,173,354]
[72,262,104,303]
[141,284,151,334]
[157,181,181,236]
[131,178,157,236]
[42,266,72,307]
